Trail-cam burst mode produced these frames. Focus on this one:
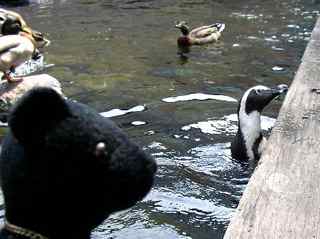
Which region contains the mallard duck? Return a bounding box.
[175,21,225,47]
[0,30,50,83]
[0,8,32,35]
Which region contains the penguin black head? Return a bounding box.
[239,84,288,115]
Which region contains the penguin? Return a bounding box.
[231,84,288,162]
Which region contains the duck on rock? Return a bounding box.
[175,21,225,47]
[231,84,288,162]
[0,8,32,35]
[0,28,50,83]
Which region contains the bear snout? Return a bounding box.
[109,143,157,176]
[105,143,157,208]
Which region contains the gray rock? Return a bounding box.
[0,74,63,113]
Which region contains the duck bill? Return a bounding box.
[43,38,51,47]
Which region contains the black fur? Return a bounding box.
[0,87,157,239]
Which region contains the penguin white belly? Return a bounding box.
[239,111,261,160]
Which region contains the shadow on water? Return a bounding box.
[0,0,319,238]
[177,45,191,65]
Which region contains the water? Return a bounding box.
[1,0,319,238]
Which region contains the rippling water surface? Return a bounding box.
[1,0,319,238]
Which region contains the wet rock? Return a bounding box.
[0,74,63,115]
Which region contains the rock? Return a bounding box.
[0,74,63,114]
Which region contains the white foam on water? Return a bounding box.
[272,66,285,71]
[100,105,145,118]
[248,36,259,40]
[230,12,259,20]
[287,24,300,29]
[271,46,285,51]
[145,130,155,136]
[182,119,238,135]
[162,93,237,103]
[148,142,167,150]
[0,121,8,127]
[281,33,291,38]
[264,37,280,42]
[178,143,235,174]
[14,55,54,77]
[131,121,146,126]
[225,114,238,121]
[181,114,276,135]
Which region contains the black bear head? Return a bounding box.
[0,87,157,239]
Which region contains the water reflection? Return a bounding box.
[91,139,249,238]
[93,209,192,239]
[177,45,191,65]
[147,189,234,220]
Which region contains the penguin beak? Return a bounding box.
[253,84,288,112]
[269,84,289,98]
[276,84,288,94]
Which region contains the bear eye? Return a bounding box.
[95,142,108,158]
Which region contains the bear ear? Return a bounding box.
[8,87,70,145]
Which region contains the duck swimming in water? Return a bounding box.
[0,29,50,83]
[231,84,288,162]
[175,21,225,47]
